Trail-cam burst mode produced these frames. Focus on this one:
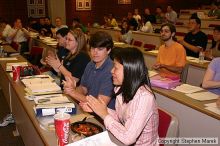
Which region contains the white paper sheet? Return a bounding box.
[204,107,220,115]
[204,102,218,108]
[0,57,17,61]
[67,131,117,146]
[148,50,159,54]
[186,92,219,101]
[148,70,158,77]
[186,56,210,64]
[172,84,204,94]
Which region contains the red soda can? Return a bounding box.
[12,66,21,81]
[54,113,70,146]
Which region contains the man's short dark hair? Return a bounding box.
[190,15,201,25]
[89,31,113,50]
[56,27,70,37]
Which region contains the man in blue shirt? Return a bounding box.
[63,31,115,109]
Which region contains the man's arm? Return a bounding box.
[179,39,202,53]
[160,64,183,74]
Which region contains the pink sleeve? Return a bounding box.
[104,90,155,145]
[107,108,119,121]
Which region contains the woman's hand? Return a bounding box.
[45,54,61,70]
[63,76,76,95]
[86,95,108,119]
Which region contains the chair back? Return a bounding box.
[143,43,156,51]
[132,40,143,47]
[158,107,179,146]
[180,64,189,83]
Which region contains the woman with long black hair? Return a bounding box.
[85,47,159,146]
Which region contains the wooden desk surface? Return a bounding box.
[153,87,220,120]
[0,54,124,146]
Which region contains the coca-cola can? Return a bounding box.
[12,66,21,81]
[54,113,70,146]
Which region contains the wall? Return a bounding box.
[65,0,212,26]
[47,0,66,25]
[0,0,28,26]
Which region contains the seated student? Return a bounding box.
[205,26,220,60]
[42,17,55,37]
[71,18,87,33]
[178,16,208,58]
[0,18,12,43]
[8,18,30,55]
[46,28,90,87]
[41,28,69,83]
[84,47,159,146]
[165,5,177,24]
[202,57,220,95]
[116,20,133,44]
[152,23,186,77]
[208,2,220,19]
[63,31,115,109]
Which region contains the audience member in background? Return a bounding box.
[71,18,87,33]
[142,8,156,24]
[205,26,220,59]
[8,18,30,54]
[103,15,110,27]
[85,47,159,146]
[38,17,46,34]
[116,20,133,44]
[54,17,68,31]
[133,8,142,26]
[51,17,68,37]
[165,5,177,24]
[0,18,12,43]
[46,28,90,87]
[127,12,138,31]
[208,2,220,19]
[108,13,118,27]
[202,57,220,95]
[178,16,208,58]
[155,6,165,24]
[27,17,40,32]
[63,31,115,109]
[42,17,55,37]
[152,23,186,77]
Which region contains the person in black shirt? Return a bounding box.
[46,28,90,88]
[178,16,208,58]
[142,8,156,24]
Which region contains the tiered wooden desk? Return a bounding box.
[0,45,123,146]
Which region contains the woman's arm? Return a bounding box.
[202,68,220,88]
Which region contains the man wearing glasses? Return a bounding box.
[152,23,186,77]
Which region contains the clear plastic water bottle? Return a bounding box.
[199,51,204,64]
[0,46,4,57]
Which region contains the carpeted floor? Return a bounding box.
[0,90,25,146]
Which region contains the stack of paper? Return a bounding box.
[148,70,158,78]
[21,75,61,95]
[34,103,76,116]
[0,57,17,61]
[186,91,219,101]
[204,102,220,115]
[186,56,210,64]
[172,84,204,94]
